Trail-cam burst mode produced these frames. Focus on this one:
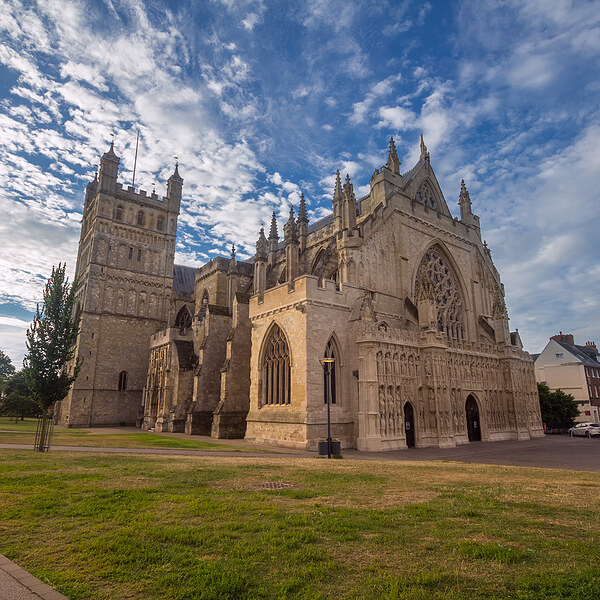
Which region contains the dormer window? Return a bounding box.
[137,211,144,226]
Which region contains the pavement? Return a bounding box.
[2,431,600,471]
[0,555,68,600]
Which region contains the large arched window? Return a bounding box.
[175,305,192,334]
[262,324,291,405]
[323,337,338,405]
[417,245,465,340]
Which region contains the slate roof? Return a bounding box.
[555,341,600,367]
[173,264,196,296]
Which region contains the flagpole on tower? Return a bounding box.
[132,129,140,188]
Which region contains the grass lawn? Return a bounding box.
[1,451,599,599]
[0,417,258,451]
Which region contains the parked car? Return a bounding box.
[568,423,600,438]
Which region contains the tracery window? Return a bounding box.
[417,246,465,340]
[416,181,436,209]
[323,337,338,405]
[175,305,192,334]
[262,324,291,406]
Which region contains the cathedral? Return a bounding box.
[55,136,544,450]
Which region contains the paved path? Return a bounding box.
[0,555,68,600]
[343,435,600,471]
[2,434,600,471]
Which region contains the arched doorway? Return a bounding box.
[404,402,415,448]
[465,395,481,442]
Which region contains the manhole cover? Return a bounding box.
[258,482,297,490]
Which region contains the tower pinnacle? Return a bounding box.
[386,136,401,175]
[420,133,430,162]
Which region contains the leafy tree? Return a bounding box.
[23,263,81,451]
[0,371,38,421]
[0,349,16,382]
[538,383,579,431]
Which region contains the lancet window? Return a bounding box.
[118,370,128,391]
[416,181,436,209]
[418,246,465,340]
[262,324,291,406]
[323,337,338,405]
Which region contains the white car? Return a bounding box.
[568,423,600,438]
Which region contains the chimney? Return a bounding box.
[550,331,575,345]
[585,341,598,353]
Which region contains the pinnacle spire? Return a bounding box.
[420,133,430,162]
[255,227,268,261]
[228,242,237,274]
[343,173,356,200]
[334,170,343,201]
[102,139,120,162]
[171,161,183,182]
[386,136,401,174]
[268,211,278,240]
[298,193,308,223]
[459,179,472,215]
[284,205,298,244]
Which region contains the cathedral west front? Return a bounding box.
[55,135,544,451]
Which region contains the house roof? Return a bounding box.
[555,340,600,367]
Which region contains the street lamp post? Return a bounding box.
[319,357,335,458]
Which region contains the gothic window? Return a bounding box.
[417,245,465,340]
[416,181,436,209]
[118,371,128,391]
[175,305,192,334]
[128,247,133,260]
[197,290,209,319]
[262,323,291,406]
[137,211,144,226]
[115,206,123,220]
[157,217,164,231]
[137,249,142,262]
[323,337,338,405]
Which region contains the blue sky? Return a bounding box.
[0,0,599,365]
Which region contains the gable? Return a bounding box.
[401,161,453,218]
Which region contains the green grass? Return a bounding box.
[0,417,261,451]
[1,451,599,599]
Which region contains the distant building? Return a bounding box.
[56,137,544,450]
[534,333,600,423]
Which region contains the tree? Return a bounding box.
[538,383,579,431]
[0,371,38,421]
[0,349,16,382]
[23,263,81,451]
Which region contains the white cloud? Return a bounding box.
[0,316,30,367]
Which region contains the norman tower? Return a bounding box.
[55,142,182,427]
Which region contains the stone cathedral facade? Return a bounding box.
[55,137,544,451]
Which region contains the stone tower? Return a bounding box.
[55,142,182,427]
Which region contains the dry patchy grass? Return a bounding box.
[0,451,599,599]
